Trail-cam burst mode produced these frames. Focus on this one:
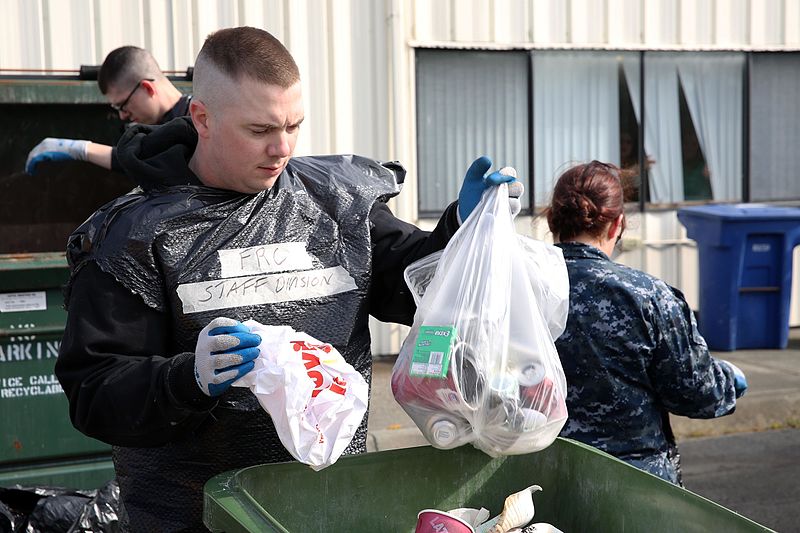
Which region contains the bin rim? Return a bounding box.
[203,438,775,533]
[205,468,290,532]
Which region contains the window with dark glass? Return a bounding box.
[415,48,770,214]
[678,86,712,202]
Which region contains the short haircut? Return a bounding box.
[193,26,300,103]
[98,46,165,94]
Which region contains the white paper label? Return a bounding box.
[176,266,357,314]
[0,292,47,313]
[218,242,314,278]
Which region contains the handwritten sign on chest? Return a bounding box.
[176,266,357,314]
[218,242,314,278]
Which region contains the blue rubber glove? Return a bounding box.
[721,359,748,398]
[25,137,90,175]
[457,156,523,223]
[194,317,261,397]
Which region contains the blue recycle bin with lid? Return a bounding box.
[678,204,800,351]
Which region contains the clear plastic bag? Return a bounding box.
[391,184,569,456]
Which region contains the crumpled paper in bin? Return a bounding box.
[234,321,369,470]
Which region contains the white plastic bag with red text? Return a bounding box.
[234,321,368,470]
[391,184,569,456]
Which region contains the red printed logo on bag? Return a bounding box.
[291,340,332,353]
[296,341,348,398]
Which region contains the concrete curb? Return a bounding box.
[367,427,427,452]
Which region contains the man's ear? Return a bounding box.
[191,99,211,138]
[140,79,157,97]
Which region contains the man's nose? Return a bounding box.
[118,109,131,121]
[267,132,291,157]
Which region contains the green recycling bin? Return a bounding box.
[203,438,773,532]
[0,253,114,489]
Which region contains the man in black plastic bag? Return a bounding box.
[55,26,521,532]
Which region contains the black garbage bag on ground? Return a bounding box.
[0,481,120,533]
[0,486,85,533]
[0,499,23,533]
[66,480,121,533]
[26,493,90,533]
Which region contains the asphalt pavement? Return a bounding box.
[680,430,800,533]
[366,329,800,532]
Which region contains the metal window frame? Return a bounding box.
[415,48,799,217]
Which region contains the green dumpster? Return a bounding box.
[0,253,114,489]
[0,72,191,490]
[0,74,154,489]
[204,438,773,532]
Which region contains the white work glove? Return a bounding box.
[194,317,261,397]
[720,359,748,399]
[507,172,524,217]
[25,137,90,175]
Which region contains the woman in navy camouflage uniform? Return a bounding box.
[545,161,747,485]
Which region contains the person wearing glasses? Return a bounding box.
[543,160,747,486]
[25,46,190,175]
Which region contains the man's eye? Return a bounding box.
[287,125,300,134]
[250,129,268,135]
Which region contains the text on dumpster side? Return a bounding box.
[0,374,63,398]
[0,340,60,363]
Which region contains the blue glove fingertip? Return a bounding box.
[485,171,517,186]
[236,360,256,377]
[464,156,493,182]
[236,346,261,364]
[722,360,748,399]
[26,152,73,175]
[207,381,229,397]
[228,331,261,349]
[458,156,493,222]
[206,360,257,397]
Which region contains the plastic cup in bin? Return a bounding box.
[415,509,475,533]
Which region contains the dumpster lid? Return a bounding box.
[678,203,800,221]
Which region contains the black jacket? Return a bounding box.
[109,94,192,173]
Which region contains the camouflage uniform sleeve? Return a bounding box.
[647,283,738,419]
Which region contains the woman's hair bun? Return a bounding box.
[545,161,624,241]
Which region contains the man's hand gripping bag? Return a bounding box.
[391,183,569,456]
